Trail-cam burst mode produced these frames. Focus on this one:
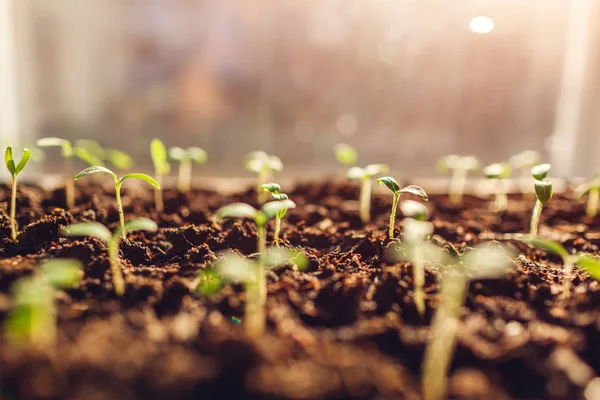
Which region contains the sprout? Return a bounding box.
[333,143,358,166]
[261,183,292,245]
[169,146,208,193]
[198,247,307,336]
[519,237,600,298]
[5,258,83,348]
[74,166,160,239]
[244,151,283,204]
[62,218,157,296]
[510,150,542,194]
[74,139,105,166]
[347,163,389,224]
[4,146,31,242]
[401,216,434,316]
[529,164,553,237]
[376,177,428,238]
[436,155,479,204]
[104,148,133,170]
[150,139,170,213]
[483,162,512,213]
[37,137,78,209]
[575,173,600,218]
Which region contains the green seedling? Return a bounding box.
[199,247,307,336]
[483,162,512,213]
[62,218,157,296]
[244,151,283,204]
[529,163,553,237]
[347,163,389,224]
[437,155,479,204]
[74,139,105,166]
[510,150,541,195]
[376,177,428,238]
[334,143,358,167]
[575,173,600,218]
[5,258,83,348]
[169,146,208,193]
[519,237,600,298]
[4,146,31,241]
[37,137,78,208]
[74,166,159,238]
[104,148,133,171]
[150,139,170,213]
[261,183,292,245]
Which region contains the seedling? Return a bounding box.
[169,146,208,193]
[104,148,133,170]
[4,146,31,241]
[376,177,428,238]
[347,163,389,224]
[199,247,307,336]
[483,162,512,213]
[575,173,600,217]
[150,139,170,213]
[74,166,160,238]
[37,137,78,208]
[261,183,292,245]
[436,155,479,204]
[74,139,105,166]
[333,143,358,167]
[519,237,600,298]
[5,258,83,348]
[62,218,157,296]
[244,151,283,204]
[510,150,541,194]
[529,163,553,237]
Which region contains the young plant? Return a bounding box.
[74,166,160,238]
[519,237,600,298]
[5,258,83,348]
[199,247,307,336]
[436,155,479,204]
[244,151,283,204]
[104,148,133,171]
[575,173,600,218]
[169,146,208,193]
[347,163,389,224]
[37,137,78,208]
[74,139,105,166]
[4,146,31,241]
[376,177,428,238]
[483,162,512,213]
[62,218,157,296]
[510,150,541,194]
[261,183,292,245]
[333,143,358,167]
[150,139,170,213]
[529,163,553,237]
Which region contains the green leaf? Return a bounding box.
[214,252,255,283]
[364,163,389,177]
[400,200,429,221]
[11,277,54,305]
[74,165,117,181]
[531,163,552,180]
[267,155,283,172]
[150,139,170,175]
[196,269,222,296]
[38,258,83,289]
[188,147,208,164]
[377,176,400,193]
[574,183,591,199]
[169,146,186,161]
[124,218,158,233]
[483,162,512,179]
[334,143,358,165]
[216,203,258,220]
[75,139,104,160]
[105,148,133,170]
[402,218,434,241]
[346,166,366,180]
[264,248,308,271]
[261,200,296,220]
[36,137,73,158]
[244,151,269,173]
[534,180,553,204]
[261,183,281,194]
[399,185,428,201]
[518,236,568,260]
[119,173,160,189]
[576,254,600,281]
[74,147,104,166]
[460,156,479,171]
[5,146,15,175]
[62,222,112,243]
[15,148,31,174]
[272,193,288,201]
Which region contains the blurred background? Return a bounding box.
[1,0,599,179]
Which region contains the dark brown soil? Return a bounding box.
[1,180,599,400]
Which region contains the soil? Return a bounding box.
[0,179,599,400]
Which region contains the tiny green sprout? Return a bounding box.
[261,183,292,245]
[199,247,307,336]
[347,163,389,224]
[376,177,428,238]
[244,151,283,204]
[74,139,105,166]
[529,164,553,237]
[333,143,358,166]
[5,258,83,348]
[4,146,32,242]
[169,146,208,193]
[483,162,512,213]
[519,237,600,298]
[37,137,77,208]
[150,139,170,213]
[74,166,160,239]
[62,218,157,296]
[104,148,133,170]
[575,174,600,218]
[436,154,479,204]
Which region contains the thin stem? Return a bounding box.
[10,175,17,241]
[449,168,466,204]
[360,177,372,224]
[529,199,543,237]
[563,255,573,299]
[389,192,400,238]
[587,189,599,218]
[178,159,192,193]
[246,223,267,336]
[494,179,508,213]
[274,217,281,245]
[115,180,126,240]
[154,173,164,213]
[413,244,425,317]
[257,170,270,204]
[66,156,75,209]
[108,238,126,296]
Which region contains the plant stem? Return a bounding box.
[449,168,466,204]
[178,159,192,193]
[414,245,425,317]
[529,199,543,237]
[422,272,468,400]
[494,179,508,213]
[587,188,599,217]
[115,180,126,240]
[389,192,400,238]
[360,177,372,224]
[257,170,270,204]
[274,217,281,245]
[154,173,164,213]
[245,223,267,336]
[66,156,75,209]
[108,238,126,296]
[10,175,17,241]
